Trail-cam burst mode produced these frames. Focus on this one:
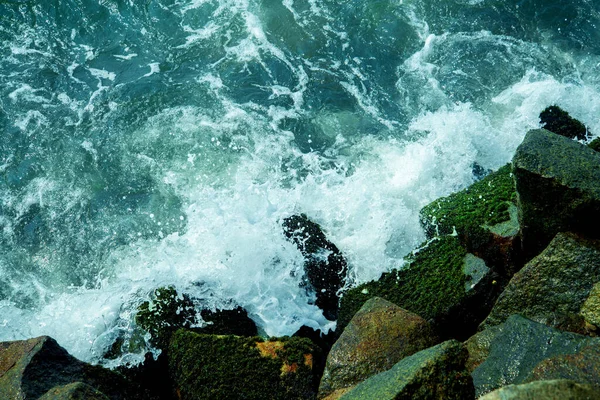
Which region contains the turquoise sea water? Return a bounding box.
[1,0,600,365]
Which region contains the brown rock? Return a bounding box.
[318,297,438,399]
[526,344,600,387]
[479,379,600,400]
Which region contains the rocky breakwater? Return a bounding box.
[4,106,600,399]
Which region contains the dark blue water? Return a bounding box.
[1,0,600,364]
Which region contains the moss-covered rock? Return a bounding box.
[283,214,348,321]
[338,340,474,400]
[472,315,600,397]
[588,137,600,152]
[479,379,600,400]
[0,336,142,399]
[581,283,600,329]
[318,297,438,399]
[168,330,319,400]
[512,129,600,258]
[540,105,588,141]
[135,286,197,350]
[419,164,517,240]
[480,232,600,332]
[198,306,258,336]
[338,235,500,339]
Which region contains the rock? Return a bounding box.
[318,297,438,399]
[589,137,600,152]
[540,106,588,141]
[283,214,348,321]
[136,286,197,350]
[168,329,319,400]
[0,336,140,399]
[338,236,498,340]
[420,164,517,241]
[464,324,502,373]
[472,315,600,397]
[480,232,600,331]
[136,286,257,351]
[338,340,474,400]
[479,379,600,400]
[197,306,258,337]
[38,382,109,400]
[526,344,600,387]
[512,129,600,258]
[580,283,600,328]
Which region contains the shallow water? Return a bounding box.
[1,0,600,365]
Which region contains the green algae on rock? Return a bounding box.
[337,236,468,334]
[338,340,474,400]
[136,286,197,350]
[419,164,516,240]
[479,379,600,400]
[318,297,438,399]
[168,330,319,400]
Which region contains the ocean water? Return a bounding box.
[1,0,600,365]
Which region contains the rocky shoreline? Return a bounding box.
[2,106,600,399]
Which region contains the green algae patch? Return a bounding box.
[136,286,197,350]
[168,330,318,400]
[337,236,467,333]
[419,164,516,240]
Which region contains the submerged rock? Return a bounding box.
[0,336,139,399]
[472,315,600,397]
[338,236,497,340]
[318,297,438,399]
[168,330,319,400]
[338,340,474,400]
[480,232,600,331]
[283,214,348,321]
[512,129,600,258]
[479,379,600,400]
[540,105,588,141]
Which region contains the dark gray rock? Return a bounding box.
[479,379,600,400]
[283,214,348,321]
[0,336,139,399]
[512,129,600,258]
[339,340,474,400]
[480,232,600,331]
[526,344,600,387]
[472,315,600,397]
[318,297,438,399]
[540,106,588,141]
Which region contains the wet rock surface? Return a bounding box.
[472,315,600,397]
[512,129,600,258]
[338,340,474,400]
[318,297,438,398]
[481,232,600,331]
[479,379,600,400]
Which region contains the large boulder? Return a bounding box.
[512,129,600,258]
[479,379,600,400]
[480,232,600,331]
[472,315,600,397]
[318,297,438,399]
[338,235,496,339]
[0,336,139,399]
[168,329,319,400]
[283,214,348,321]
[539,106,589,141]
[338,340,474,400]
